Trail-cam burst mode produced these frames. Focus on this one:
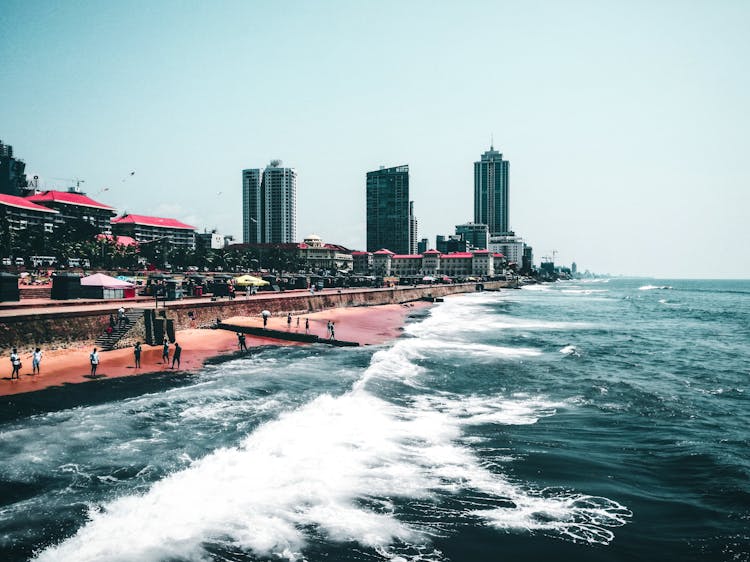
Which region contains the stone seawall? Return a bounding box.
[0,282,510,353]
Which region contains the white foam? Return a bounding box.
[559,345,581,357]
[638,285,673,291]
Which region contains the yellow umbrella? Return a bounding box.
[233,275,270,287]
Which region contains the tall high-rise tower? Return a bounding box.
[366,165,412,254]
[474,145,509,235]
[242,161,297,244]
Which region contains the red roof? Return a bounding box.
[374,249,395,255]
[351,251,371,256]
[26,190,115,210]
[392,254,422,259]
[324,243,351,252]
[96,234,138,247]
[493,253,505,258]
[0,193,59,213]
[423,249,441,255]
[472,249,490,254]
[442,252,474,259]
[112,214,196,230]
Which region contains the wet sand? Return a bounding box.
[0,302,430,397]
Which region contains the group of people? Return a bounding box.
[8,347,43,379]
[160,338,182,369]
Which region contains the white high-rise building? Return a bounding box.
[242,160,297,244]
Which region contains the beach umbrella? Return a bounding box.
[234,274,270,287]
[261,310,271,318]
[422,275,436,282]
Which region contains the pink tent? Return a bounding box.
[80,273,135,289]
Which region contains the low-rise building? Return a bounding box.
[111,214,196,249]
[26,189,116,233]
[196,230,225,250]
[351,251,373,274]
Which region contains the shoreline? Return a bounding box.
[0,302,432,398]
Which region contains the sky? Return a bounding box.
[1,0,748,278]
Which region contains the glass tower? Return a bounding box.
[474,145,509,235]
[242,161,297,244]
[366,165,411,254]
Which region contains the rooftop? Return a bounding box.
[26,190,115,211]
[111,214,196,230]
[0,193,59,213]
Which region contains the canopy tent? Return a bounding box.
[81,273,135,289]
[233,275,270,287]
[422,276,436,282]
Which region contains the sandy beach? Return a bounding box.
[0,302,430,397]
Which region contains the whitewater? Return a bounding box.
[1,279,748,561]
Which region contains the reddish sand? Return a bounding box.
[0,302,430,397]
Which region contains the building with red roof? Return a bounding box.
[26,189,116,233]
[357,247,504,278]
[111,213,196,249]
[0,193,59,237]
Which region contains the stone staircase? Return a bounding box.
[94,309,145,351]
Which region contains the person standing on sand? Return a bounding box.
[238,332,247,351]
[10,348,21,379]
[287,313,292,330]
[171,342,182,369]
[32,347,43,375]
[330,321,335,340]
[134,342,142,368]
[263,315,268,329]
[296,316,300,329]
[90,348,99,376]
[305,318,309,334]
[162,338,170,364]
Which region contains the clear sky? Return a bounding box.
[2,0,748,278]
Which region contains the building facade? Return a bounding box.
[0,140,28,196]
[26,189,116,234]
[196,230,225,250]
[488,232,524,266]
[242,161,297,244]
[366,165,412,255]
[455,222,489,250]
[474,145,510,235]
[111,214,196,249]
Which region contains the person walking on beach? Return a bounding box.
[296,316,300,329]
[263,315,268,329]
[10,348,21,380]
[329,321,335,340]
[162,338,170,364]
[287,313,292,330]
[238,332,247,351]
[134,342,142,368]
[171,342,182,369]
[32,347,43,375]
[305,318,309,334]
[326,320,332,339]
[89,348,99,376]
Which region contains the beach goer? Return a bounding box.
[287,313,292,330]
[162,338,170,364]
[32,347,43,375]
[118,306,126,327]
[10,348,21,379]
[90,348,99,376]
[296,316,300,328]
[305,318,309,334]
[263,315,268,329]
[134,342,141,368]
[238,332,247,351]
[171,343,182,369]
[326,320,332,339]
[330,322,335,340]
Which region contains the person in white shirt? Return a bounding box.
[32,348,43,375]
[90,348,100,376]
[10,348,21,380]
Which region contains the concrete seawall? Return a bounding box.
[0,281,512,352]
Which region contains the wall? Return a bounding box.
[0,282,510,353]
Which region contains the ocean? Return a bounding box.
[1,278,748,562]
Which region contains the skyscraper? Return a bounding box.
[242,160,297,244]
[0,140,28,197]
[474,145,509,235]
[366,165,412,254]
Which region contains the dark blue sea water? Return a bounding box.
[1,278,749,561]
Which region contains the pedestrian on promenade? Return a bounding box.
[90,348,99,376]
[287,313,292,330]
[10,348,21,380]
[162,338,170,364]
[330,322,335,340]
[109,314,116,329]
[171,343,182,369]
[32,347,43,375]
[118,306,126,327]
[238,332,247,351]
[134,342,142,368]
[305,318,309,334]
